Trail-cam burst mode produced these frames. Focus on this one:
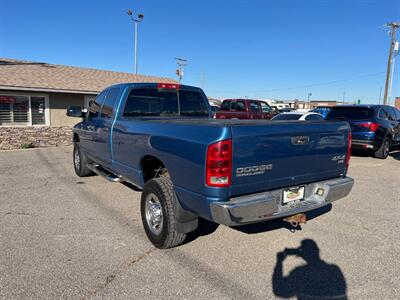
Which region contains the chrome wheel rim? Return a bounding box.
[145,193,163,235]
[74,150,81,170]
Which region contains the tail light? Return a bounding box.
[358,122,379,132]
[157,83,180,91]
[345,131,352,170]
[206,140,232,187]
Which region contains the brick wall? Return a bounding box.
[0,126,72,150]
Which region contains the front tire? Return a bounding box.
[374,137,390,159]
[73,143,93,177]
[141,177,186,248]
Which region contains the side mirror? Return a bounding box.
[67,106,83,117]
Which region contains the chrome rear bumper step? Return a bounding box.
[87,163,123,183]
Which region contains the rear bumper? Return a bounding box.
[210,177,354,226]
[352,139,379,150]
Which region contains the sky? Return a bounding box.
[0,0,399,104]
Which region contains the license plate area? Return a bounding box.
[282,186,305,204]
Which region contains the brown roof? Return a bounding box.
[0,58,177,94]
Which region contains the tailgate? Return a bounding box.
[230,121,350,196]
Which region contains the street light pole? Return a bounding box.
[307,92,312,109]
[383,22,399,105]
[134,21,138,74]
[127,10,144,74]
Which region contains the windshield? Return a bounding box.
[122,88,209,117]
[272,113,302,120]
[327,107,374,120]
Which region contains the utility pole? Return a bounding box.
[307,92,312,109]
[127,10,144,74]
[383,22,400,105]
[174,57,187,83]
[342,92,346,104]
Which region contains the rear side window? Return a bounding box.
[327,107,374,120]
[101,88,120,118]
[235,101,246,112]
[122,88,209,117]
[221,101,231,111]
[249,101,261,113]
[305,114,323,121]
[273,114,302,120]
[378,108,389,120]
[88,90,108,118]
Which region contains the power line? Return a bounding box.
[207,71,387,94]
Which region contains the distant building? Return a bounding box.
[395,97,400,109]
[309,100,343,109]
[0,58,176,150]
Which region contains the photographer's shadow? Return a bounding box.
[272,239,347,300]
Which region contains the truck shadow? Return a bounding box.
[184,218,220,244]
[272,239,348,300]
[184,205,332,245]
[232,204,332,234]
[350,149,373,157]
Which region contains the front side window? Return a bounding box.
[123,88,209,117]
[101,88,120,118]
[386,107,397,121]
[249,101,261,113]
[0,95,47,126]
[261,102,271,113]
[395,108,400,121]
[89,90,108,118]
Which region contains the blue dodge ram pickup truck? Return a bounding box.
[67,83,354,248]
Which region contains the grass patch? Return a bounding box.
[20,143,35,149]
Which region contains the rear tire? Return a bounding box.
[141,177,186,249]
[73,143,94,177]
[374,137,390,159]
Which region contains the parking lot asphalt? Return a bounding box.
[0,146,399,299]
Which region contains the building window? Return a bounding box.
[0,94,49,126]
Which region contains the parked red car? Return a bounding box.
[215,99,274,119]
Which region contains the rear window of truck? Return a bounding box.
[122,88,209,117]
[327,107,374,120]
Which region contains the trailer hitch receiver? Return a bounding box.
[283,213,307,228]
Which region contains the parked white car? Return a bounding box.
[272,112,324,121]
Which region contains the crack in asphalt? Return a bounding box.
[82,248,156,300]
[4,211,38,216]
